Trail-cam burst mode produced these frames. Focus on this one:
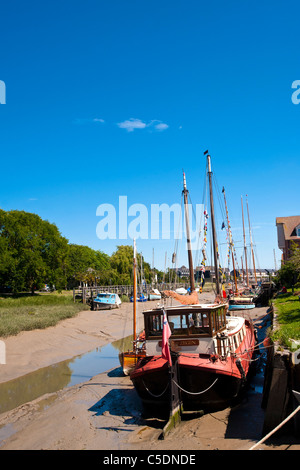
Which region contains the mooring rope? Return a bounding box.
[142,380,169,398]
[249,404,300,450]
[172,377,218,395]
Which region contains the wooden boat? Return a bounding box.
[130,302,257,414]
[129,152,258,427]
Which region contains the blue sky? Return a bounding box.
[0,0,300,272]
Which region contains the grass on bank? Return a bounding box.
[271,291,300,351]
[0,292,90,338]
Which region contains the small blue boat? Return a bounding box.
[228,303,255,311]
[93,292,122,310]
[130,293,148,302]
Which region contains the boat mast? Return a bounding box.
[246,195,257,285]
[222,187,238,293]
[241,196,249,287]
[133,238,137,349]
[182,171,195,292]
[205,151,221,296]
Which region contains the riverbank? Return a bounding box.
[0,293,299,450]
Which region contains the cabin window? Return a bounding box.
[187,312,210,334]
[210,307,226,333]
[147,314,163,336]
[169,315,189,335]
[146,311,212,338]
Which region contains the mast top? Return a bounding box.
[183,171,187,192]
[204,150,212,173]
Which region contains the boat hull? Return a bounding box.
[119,351,146,376]
[130,322,257,415]
[228,304,255,310]
[148,294,161,300]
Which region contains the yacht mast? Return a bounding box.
[133,238,137,349]
[222,187,238,293]
[205,151,221,296]
[182,171,195,292]
[241,196,249,287]
[246,195,257,285]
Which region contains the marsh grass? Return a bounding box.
[272,293,300,350]
[0,293,90,337]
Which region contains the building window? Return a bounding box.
[297,225,300,237]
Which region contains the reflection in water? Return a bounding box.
[0,335,133,415]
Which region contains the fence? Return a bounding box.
[73,283,187,303]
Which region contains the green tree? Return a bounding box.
[0,210,69,293]
[110,245,152,285]
[275,242,300,292]
[67,244,112,287]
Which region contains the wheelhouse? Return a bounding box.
[143,305,228,340]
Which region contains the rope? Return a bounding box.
[172,377,218,395]
[249,405,300,450]
[142,379,169,398]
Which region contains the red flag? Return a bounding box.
[161,311,172,366]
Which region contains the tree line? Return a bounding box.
[0,209,166,294]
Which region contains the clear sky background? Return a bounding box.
[1,0,299,273]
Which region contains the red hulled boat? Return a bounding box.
[129,152,258,424]
[130,302,257,416]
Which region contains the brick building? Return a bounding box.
[276,215,300,263]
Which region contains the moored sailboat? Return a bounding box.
[130,152,258,427]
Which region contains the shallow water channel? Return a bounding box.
[0,335,133,415]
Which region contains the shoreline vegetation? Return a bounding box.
[0,292,90,338]
[271,290,300,351]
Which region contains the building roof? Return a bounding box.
[276,216,300,240]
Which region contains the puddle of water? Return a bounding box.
[0,335,134,415]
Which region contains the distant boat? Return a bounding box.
[228,295,255,311]
[175,287,188,295]
[148,289,161,300]
[130,293,148,302]
[228,302,255,311]
[92,292,121,310]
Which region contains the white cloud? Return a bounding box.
[154,122,169,131]
[74,118,105,124]
[117,118,169,132]
[117,118,147,132]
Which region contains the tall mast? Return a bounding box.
[182,171,195,292]
[205,151,221,295]
[246,195,257,284]
[133,238,137,349]
[241,196,249,287]
[222,187,238,293]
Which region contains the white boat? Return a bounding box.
[175,287,188,295]
[148,288,161,300]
